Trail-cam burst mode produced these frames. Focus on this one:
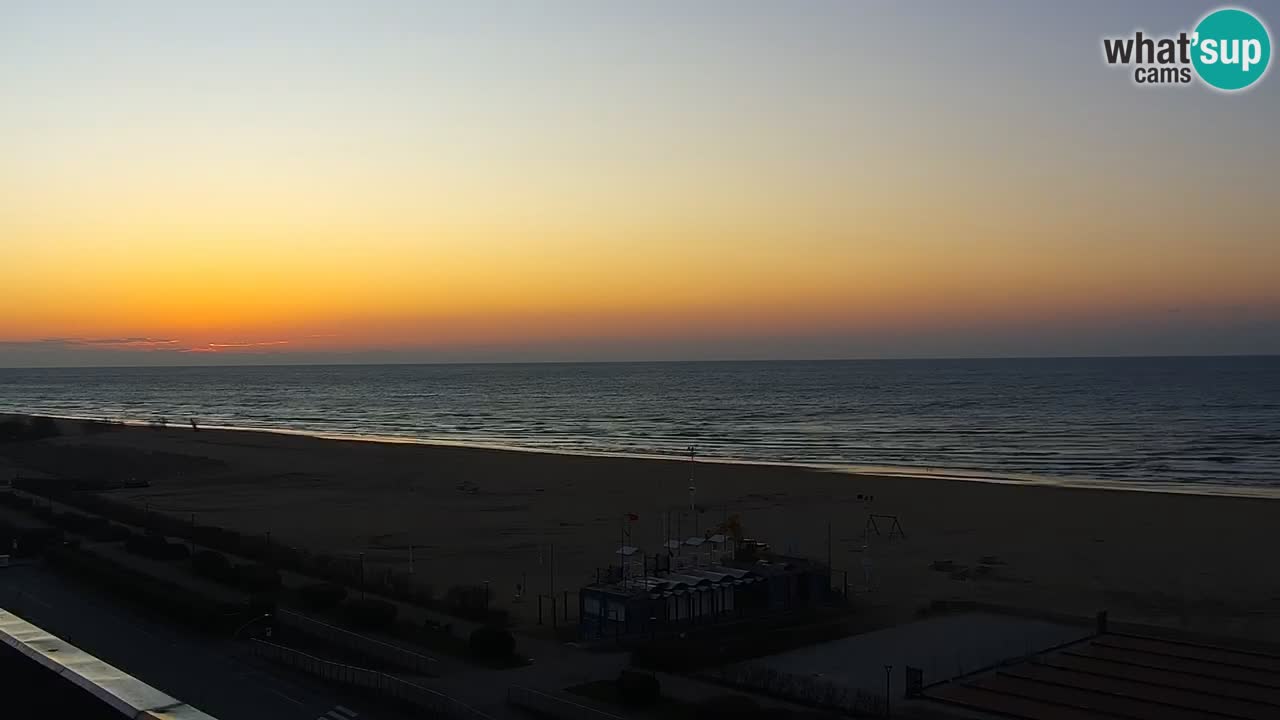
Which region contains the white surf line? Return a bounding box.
[17,411,1280,501]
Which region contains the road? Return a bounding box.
[1,562,421,720]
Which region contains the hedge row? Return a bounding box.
[339,597,399,630]
[125,533,190,561]
[46,545,245,633]
[0,525,64,557]
[10,484,508,625]
[190,549,281,591]
[0,491,35,510]
[297,581,347,610]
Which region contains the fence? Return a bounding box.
[276,609,437,675]
[507,686,624,720]
[252,638,383,689]
[250,639,490,719]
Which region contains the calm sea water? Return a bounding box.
[2,357,1278,492]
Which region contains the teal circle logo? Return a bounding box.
[1192,8,1271,91]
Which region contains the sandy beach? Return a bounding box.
[3,417,1278,643]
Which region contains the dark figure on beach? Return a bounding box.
[190,418,199,432]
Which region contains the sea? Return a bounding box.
[1,357,1278,495]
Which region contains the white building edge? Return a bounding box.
[0,607,218,720]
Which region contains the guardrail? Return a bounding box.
[251,639,489,719]
[275,609,437,675]
[507,686,624,720]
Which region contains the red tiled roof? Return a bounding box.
[924,632,1280,719]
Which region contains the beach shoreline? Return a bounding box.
[6,411,1277,500]
[3,414,1279,642]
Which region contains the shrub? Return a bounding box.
[125,534,190,561]
[46,546,238,634]
[191,550,233,581]
[11,527,64,556]
[248,592,278,616]
[191,525,242,554]
[53,513,94,533]
[297,582,347,610]
[469,625,516,660]
[0,492,32,509]
[233,564,281,592]
[86,521,131,542]
[339,598,398,630]
[124,534,148,555]
[272,546,302,569]
[616,670,660,708]
[444,584,493,620]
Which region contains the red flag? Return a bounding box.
[626,512,639,522]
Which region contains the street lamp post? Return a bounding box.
[884,664,893,718]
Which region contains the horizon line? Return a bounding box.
[1,352,1277,371]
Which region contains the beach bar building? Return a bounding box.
[578,555,830,640]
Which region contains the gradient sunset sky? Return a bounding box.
[3,1,1278,366]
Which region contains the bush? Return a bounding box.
[616,670,660,708]
[0,492,32,509]
[86,521,131,542]
[444,584,494,621]
[10,527,64,556]
[192,550,233,581]
[124,534,190,561]
[46,546,239,634]
[123,534,147,554]
[52,513,94,533]
[233,564,281,592]
[248,592,278,616]
[298,582,347,610]
[339,598,398,630]
[469,625,515,660]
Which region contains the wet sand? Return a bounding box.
[4,417,1278,641]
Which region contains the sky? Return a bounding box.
[2,1,1278,366]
